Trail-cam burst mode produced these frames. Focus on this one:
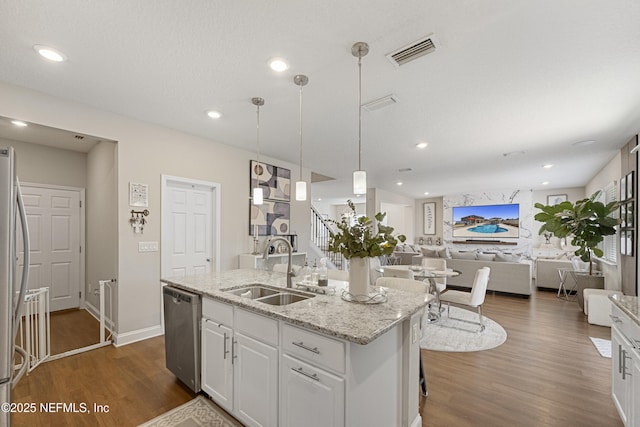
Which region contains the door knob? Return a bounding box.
[206,258,212,262]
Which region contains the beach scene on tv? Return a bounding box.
[452,203,520,238]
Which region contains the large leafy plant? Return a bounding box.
[328,200,406,259]
[534,191,619,274]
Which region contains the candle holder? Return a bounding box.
[251,236,260,255]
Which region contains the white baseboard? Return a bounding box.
[113,325,163,347]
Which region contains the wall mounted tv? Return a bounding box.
[452,203,520,238]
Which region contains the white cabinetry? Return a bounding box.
[238,252,307,270]
[611,304,640,427]
[202,298,278,427]
[279,324,345,427]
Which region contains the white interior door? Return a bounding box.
[17,185,82,312]
[162,176,219,278]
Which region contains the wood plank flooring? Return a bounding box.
[11,289,622,426]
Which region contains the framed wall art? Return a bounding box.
[626,171,634,200]
[250,200,290,236]
[129,182,148,207]
[547,194,567,206]
[250,160,291,202]
[423,202,436,235]
[621,176,627,201]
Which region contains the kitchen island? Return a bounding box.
[162,269,431,427]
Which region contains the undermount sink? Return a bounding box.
[256,292,312,306]
[226,285,280,299]
[224,284,314,306]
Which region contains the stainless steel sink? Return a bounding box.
[225,285,280,299]
[256,292,313,306]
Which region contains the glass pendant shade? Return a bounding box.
[295,180,307,201]
[353,170,367,195]
[252,187,263,205]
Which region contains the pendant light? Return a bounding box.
[252,97,265,205]
[294,74,309,201]
[352,42,369,195]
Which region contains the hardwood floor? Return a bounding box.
[11,289,622,426]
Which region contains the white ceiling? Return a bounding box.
[1,1,640,204]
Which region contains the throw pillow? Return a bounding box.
[436,248,449,258]
[451,250,477,260]
[476,253,496,261]
[494,252,513,262]
[421,247,438,258]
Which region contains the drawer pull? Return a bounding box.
[610,315,623,324]
[293,367,319,381]
[293,341,320,354]
[223,332,229,360]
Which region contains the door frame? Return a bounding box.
[21,182,86,309]
[160,175,221,330]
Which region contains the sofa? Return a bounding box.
[445,258,532,297]
[535,258,573,290]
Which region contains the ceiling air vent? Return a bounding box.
[362,94,399,112]
[386,34,438,67]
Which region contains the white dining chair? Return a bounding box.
[439,267,490,333]
[422,258,447,308]
[382,266,415,280]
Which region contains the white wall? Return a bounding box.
[0,81,311,342]
[367,188,415,242]
[531,187,585,248]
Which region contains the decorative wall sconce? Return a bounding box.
[130,209,149,234]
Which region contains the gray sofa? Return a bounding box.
[535,258,573,290]
[445,258,532,297]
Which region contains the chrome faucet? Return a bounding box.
[263,236,294,288]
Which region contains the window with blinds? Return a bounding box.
[596,183,617,262]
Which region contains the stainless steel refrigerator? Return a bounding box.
[1,147,30,427]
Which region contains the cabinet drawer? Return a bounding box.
[282,324,345,374]
[235,308,278,347]
[202,297,233,326]
[612,305,640,347]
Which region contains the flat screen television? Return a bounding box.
[452,203,520,238]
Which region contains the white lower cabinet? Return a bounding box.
[201,319,233,412]
[611,305,640,427]
[280,353,345,427]
[202,298,278,427]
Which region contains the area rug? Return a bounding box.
[590,337,612,358]
[138,395,239,427]
[420,306,507,352]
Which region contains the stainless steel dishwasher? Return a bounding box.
[163,285,201,392]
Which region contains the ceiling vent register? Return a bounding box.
[362,94,399,112]
[386,35,438,67]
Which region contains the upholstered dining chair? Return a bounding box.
[439,267,490,332]
[382,266,415,280]
[376,277,429,396]
[327,269,349,281]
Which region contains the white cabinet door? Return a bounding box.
[202,319,233,413]
[234,332,278,427]
[280,353,345,427]
[612,326,631,426]
[631,347,640,427]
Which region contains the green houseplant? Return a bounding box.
[328,200,406,295]
[534,191,619,274]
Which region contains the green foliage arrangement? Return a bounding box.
[534,191,619,274]
[328,200,406,259]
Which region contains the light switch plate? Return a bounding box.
[139,241,159,252]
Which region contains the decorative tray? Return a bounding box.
[341,286,387,304]
[295,282,336,295]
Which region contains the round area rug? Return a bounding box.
[420,306,507,352]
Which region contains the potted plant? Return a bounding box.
[328,200,406,295]
[534,191,619,307]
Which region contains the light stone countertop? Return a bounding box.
[161,269,432,345]
[610,294,640,327]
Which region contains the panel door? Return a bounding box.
[17,186,81,311]
[163,180,214,278]
[202,319,233,413]
[280,353,345,427]
[234,332,278,427]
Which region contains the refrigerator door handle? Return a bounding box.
[13,179,29,333]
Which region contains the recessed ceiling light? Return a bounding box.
[541,181,549,185]
[10,120,27,127]
[542,164,553,169]
[317,198,322,201]
[415,142,428,149]
[268,57,289,72]
[33,45,67,62]
[206,110,222,119]
[423,191,429,196]
[572,140,595,147]
[396,181,403,186]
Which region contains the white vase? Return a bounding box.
[349,257,371,296]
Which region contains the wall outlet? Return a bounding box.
[138,241,159,252]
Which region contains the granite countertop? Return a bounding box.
[161,269,432,345]
[610,294,640,327]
